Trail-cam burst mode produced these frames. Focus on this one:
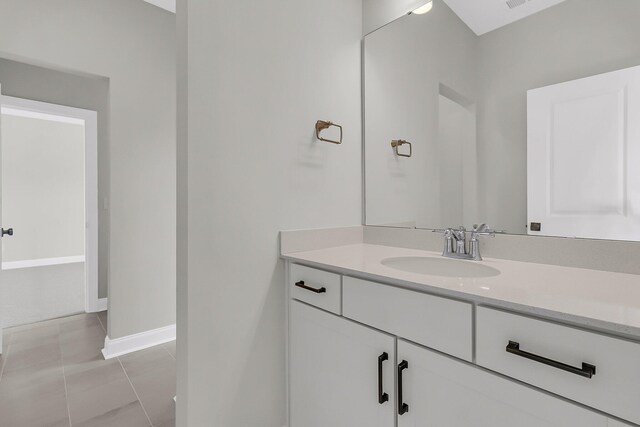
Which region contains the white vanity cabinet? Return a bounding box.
[289,300,396,427]
[287,263,639,427]
[476,307,640,424]
[397,339,607,427]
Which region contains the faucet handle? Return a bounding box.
[452,226,466,240]
[432,228,453,235]
[471,223,497,238]
[433,228,455,256]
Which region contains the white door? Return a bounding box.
[0,94,99,332]
[289,300,396,427]
[527,65,640,240]
[397,339,607,427]
[0,83,3,354]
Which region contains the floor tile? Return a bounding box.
[5,317,61,334]
[0,312,174,427]
[97,311,108,332]
[0,392,70,427]
[74,400,151,427]
[60,323,105,344]
[122,348,177,426]
[10,324,59,344]
[60,329,105,366]
[0,352,7,378]
[2,329,12,352]
[9,331,60,353]
[119,345,173,378]
[65,358,127,395]
[2,341,62,375]
[67,376,140,425]
[0,364,65,400]
[164,340,176,359]
[0,365,69,427]
[59,314,101,334]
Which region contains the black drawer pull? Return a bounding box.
[294,281,326,294]
[398,360,409,415]
[506,341,596,379]
[378,353,389,404]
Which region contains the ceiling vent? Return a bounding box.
[506,0,527,9]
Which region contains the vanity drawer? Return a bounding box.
[290,264,341,315]
[343,276,473,361]
[476,307,640,425]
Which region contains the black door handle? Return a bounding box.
[294,281,326,294]
[398,360,409,415]
[378,352,389,404]
[1,228,13,237]
[506,341,596,378]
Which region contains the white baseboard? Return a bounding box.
[2,255,85,270]
[102,323,176,359]
[86,297,108,314]
[96,298,108,312]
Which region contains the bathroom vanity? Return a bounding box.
[281,234,640,427]
[282,1,640,425]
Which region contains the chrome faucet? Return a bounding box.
[451,226,467,254]
[434,224,496,261]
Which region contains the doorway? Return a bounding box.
[0,94,99,333]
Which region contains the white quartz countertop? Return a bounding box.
[282,243,640,340]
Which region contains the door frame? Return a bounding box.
[0,95,100,313]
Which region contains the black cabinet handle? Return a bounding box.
[506,341,596,379]
[378,352,389,404]
[1,228,13,237]
[294,281,326,294]
[398,360,409,415]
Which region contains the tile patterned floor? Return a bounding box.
[0,312,176,427]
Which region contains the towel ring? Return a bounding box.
[391,140,412,158]
[316,120,343,145]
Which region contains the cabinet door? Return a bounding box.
[290,301,395,427]
[397,340,607,427]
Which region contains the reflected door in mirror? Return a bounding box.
[527,65,640,241]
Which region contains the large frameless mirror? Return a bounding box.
[364,0,640,241]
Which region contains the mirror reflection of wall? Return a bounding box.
[364,0,640,240]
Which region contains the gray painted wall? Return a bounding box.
[0,0,176,339]
[0,57,110,298]
[476,0,640,233]
[177,0,363,424]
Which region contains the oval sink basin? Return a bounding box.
[381,256,501,278]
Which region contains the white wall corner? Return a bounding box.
[101,323,176,359]
[143,0,176,13]
[86,296,108,314]
[96,298,108,312]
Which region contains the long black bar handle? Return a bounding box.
[378,353,389,404]
[506,341,596,379]
[294,281,326,294]
[398,360,409,415]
